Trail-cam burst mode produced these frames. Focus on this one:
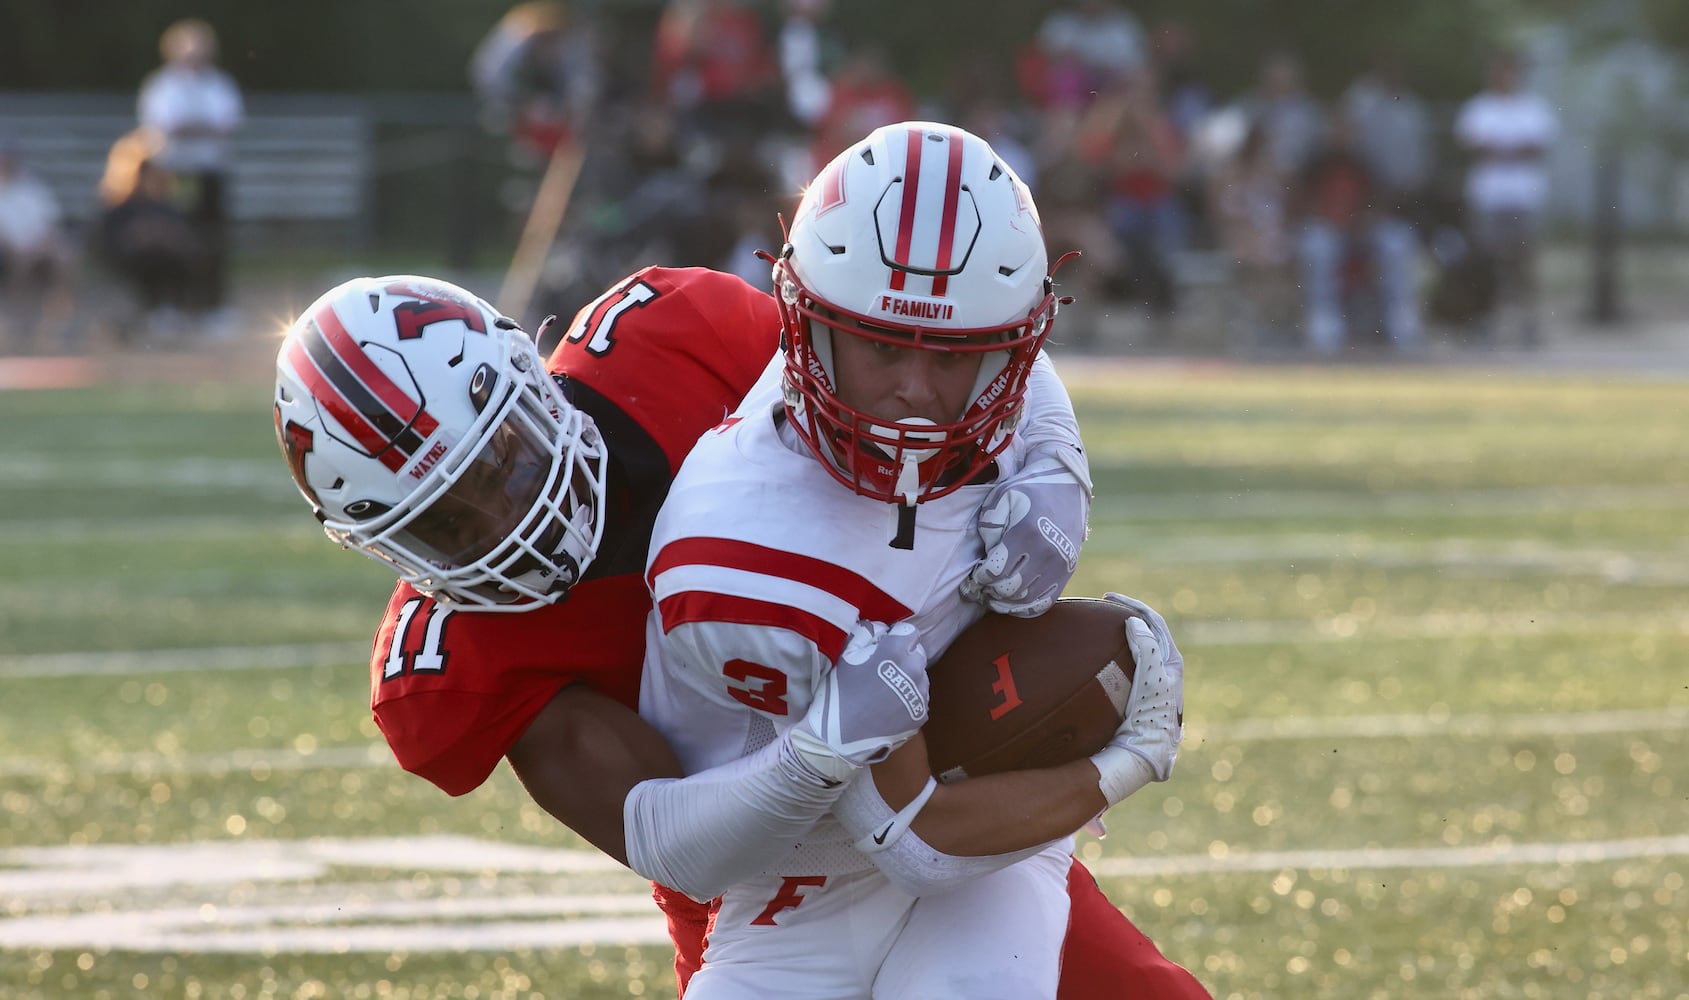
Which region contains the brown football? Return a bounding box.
[924,597,1139,783]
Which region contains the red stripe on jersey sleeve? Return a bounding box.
[657,591,849,663]
[647,536,912,625]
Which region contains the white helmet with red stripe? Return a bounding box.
[773,120,1058,505]
[273,275,607,611]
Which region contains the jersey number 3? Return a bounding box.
[564,279,659,356]
[723,659,789,715]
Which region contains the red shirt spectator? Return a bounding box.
[651,0,776,109]
[808,46,916,171]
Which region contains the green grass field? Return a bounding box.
[1,356,1685,999]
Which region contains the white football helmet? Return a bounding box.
[273,275,607,611]
[773,120,1059,505]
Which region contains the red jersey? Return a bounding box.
[368,266,780,796]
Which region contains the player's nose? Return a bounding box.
[888,354,948,418]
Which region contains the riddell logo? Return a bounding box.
[878,296,955,321]
[974,370,1012,408]
[406,439,449,480]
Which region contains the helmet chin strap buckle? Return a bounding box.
[869,418,943,507]
[868,418,943,551]
[894,455,922,508]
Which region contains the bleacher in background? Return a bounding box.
[0,92,374,244]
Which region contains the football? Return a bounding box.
[923,597,1140,783]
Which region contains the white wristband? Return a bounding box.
[853,775,938,854]
[1090,744,1157,808]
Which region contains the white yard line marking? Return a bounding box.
[1189,610,1689,645]
[0,833,1684,952]
[0,642,367,677]
[1091,484,1689,521]
[0,745,395,778]
[1195,706,1689,742]
[1086,834,1689,878]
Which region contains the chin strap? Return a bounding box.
[889,432,933,550]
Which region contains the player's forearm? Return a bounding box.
[837,744,1094,895]
[865,736,1101,857]
[909,762,1104,857]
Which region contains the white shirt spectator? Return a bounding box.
[138,64,244,173]
[1455,91,1559,212]
[1343,75,1432,199]
[0,165,63,257]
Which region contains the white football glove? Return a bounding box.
[1089,593,1185,807]
[960,444,1092,617]
[788,621,930,786]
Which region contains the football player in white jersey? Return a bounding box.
[640,122,1194,998]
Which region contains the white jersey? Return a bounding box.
[640,383,1028,872]
[636,357,1092,999]
[643,388,1028,770]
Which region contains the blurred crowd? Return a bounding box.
[0,1,1561,358]
[479,0,1560,358]
[0,17,242,351]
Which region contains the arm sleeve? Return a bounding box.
[622,731,851,901]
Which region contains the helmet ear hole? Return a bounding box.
[469,364,498,412]
[344,499,391,521]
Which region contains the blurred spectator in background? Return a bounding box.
[0,136,75,352]
[1034,0,1146,107]
[960,96,1039,191]
[1455,48,1558,348]
[1241,51,1323,178]
[1207,121,1293,346]
[651,0,780,143]
[777,0,843,132]
[1292,114,1422,356]
[138,18,242,331]
[92,129,204,343]
[1342,55,1432,227]
[1149,18,1213,141]
[1148,19,1216,251]
[1075,70,1186,316]
[806,43,917,173]
[470,2,602,161]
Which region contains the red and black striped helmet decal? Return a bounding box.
[887,126,966,297]
[284,303,440,471]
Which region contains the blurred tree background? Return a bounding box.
[7,0,1687,273]
[2,0,1662,102]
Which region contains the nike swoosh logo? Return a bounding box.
[872,822,894,846]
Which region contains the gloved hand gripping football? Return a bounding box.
[788,621,930,785]
[1089,593,1185,807]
